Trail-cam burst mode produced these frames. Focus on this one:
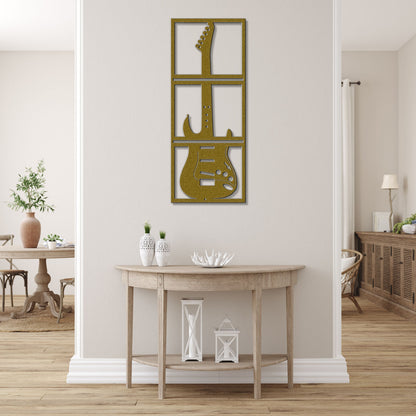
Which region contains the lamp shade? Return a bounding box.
[381,174,399,190]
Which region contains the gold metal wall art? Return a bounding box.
[171,18,246,203]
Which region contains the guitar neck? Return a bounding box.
[196,22,214,76]
[201,83,213,137]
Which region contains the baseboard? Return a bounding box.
[67,356,349,384]
[360,289,416,320]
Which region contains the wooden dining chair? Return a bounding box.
[341,249,364,313]
[0,234,29,312]
[57,277,74,323]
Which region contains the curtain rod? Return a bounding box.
[341,80,361,86]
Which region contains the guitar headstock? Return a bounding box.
[195,22,214,52]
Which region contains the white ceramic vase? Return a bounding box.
[155,238,170,267]
[139,233,155,266]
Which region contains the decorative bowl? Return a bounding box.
[402,224,416,234]
[191,250,234,268]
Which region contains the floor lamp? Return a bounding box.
[381,174,399,232]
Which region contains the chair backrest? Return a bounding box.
[341,249,363,294]
[0,235,14,246]
[0,234,15,269]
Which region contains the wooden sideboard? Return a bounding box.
[356,232,416,318]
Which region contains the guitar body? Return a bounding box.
[180,144,237,201]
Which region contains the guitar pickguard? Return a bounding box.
[180,144,237,201]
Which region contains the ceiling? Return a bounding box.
[0,0,415,52]
[342,0,416,51]
[0,0,74,51]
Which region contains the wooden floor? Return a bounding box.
[1,296,416,415]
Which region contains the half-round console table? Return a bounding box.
[116,265,305,399]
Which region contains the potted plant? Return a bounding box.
[155,231,170,267]
[393,213,416,234]
[8,160,55,248]
[139,221,155,266]
[43,234,63,250]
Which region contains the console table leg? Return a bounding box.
[158,282,167,399]
[252,286,262,399]
[286,285,294,389]
[126,285,133,388]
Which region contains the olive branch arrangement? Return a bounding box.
[8,160,55,213]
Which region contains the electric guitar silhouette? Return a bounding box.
[180,22,237,201]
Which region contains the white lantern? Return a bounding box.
[181,298,203,362]
[215,317,239,363]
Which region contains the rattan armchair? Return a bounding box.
[0,234,28,311]
[341,249,363,313]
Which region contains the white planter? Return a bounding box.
[402,224,416,234]
[155,238,170,267]
[47,241,57,250]
[139,233,155,266]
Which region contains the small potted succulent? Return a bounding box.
[139,221,155,266]
[8,160,55,248]
[155,231,170,267]
[43,234,63,250]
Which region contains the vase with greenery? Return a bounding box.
[139,221,155,266]
[8,160,55,248]
[155,231,170,267]
[43,234,63,250]
[393,213,416,234]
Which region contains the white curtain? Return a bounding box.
[342,79,355,249]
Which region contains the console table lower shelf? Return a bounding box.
[116,264,305,399]
[133,354,288,371]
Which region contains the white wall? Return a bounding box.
[398,34,416,219]
[81,0,335,361]
[0,52,75,295]
[342,52,398,231]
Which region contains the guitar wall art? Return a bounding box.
[171,18,246,203]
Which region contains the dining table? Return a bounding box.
[0,247,75,318]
